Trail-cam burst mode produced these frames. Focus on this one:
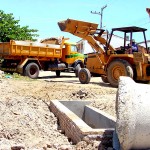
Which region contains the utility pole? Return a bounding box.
[91,5,107,28]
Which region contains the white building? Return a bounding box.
[138,40,150,48]
[77,34,126,54]
[77,33,150,54]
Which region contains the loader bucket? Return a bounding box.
[58,19,98,39]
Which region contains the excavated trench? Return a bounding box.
[49,77,150,149]
[50,100,116,147]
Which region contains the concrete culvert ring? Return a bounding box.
[115,76,150,149]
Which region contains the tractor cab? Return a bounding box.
[106,26,148,54]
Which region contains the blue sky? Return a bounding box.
[0,0,150,42]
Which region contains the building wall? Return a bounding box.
[77,35,150,54]
[77,34,125,54]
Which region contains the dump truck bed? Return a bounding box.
[0,40,63,58]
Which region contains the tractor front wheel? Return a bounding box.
[78,68,91,84]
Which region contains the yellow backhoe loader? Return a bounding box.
[58,19,150,87]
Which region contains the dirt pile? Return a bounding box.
[0,79,74,149]
[0,76,117,149]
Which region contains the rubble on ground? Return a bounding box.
[0,78,117,149]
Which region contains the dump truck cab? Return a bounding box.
[41,38,85,77]
[61,41,85,68]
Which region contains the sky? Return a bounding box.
[0,0,150,43]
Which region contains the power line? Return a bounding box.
[140,21,150,26]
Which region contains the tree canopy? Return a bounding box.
[0,10,39,42]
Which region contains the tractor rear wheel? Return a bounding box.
[107,59,133,87]
[78,68,91,84]
[24,62,39,79]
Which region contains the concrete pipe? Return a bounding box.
[115,77,150,150]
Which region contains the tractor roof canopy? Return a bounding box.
[111,26,147,33]
[107,26,148,53]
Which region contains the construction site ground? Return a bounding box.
[0,71,117,150]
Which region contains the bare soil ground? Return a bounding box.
[0,71,117,150]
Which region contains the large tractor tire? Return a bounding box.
[75,64,81,77]
[107,59,133,87]
[24,62,39,79]
[78,68,91,84]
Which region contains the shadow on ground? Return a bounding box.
[38,75,75,79]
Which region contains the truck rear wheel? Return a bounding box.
[107,59,133,87]
[56,70,60,77]
[24,62,39,79]
[79,68,91,84]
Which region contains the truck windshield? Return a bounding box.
[71,45,78,52]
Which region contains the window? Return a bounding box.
[71,45,78,52]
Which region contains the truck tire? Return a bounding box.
[79,68,91,84]
[75,64,81,77]
[56,70,60,77]
[101,75,109,83]
[24,62,39,79]
[107,59,133,87]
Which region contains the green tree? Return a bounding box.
[0,10,39,42]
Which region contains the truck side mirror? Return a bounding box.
[148,47,150,53]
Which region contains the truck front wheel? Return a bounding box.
[24,62,39,79]
[78,68,91,84]
[107,59,133,87]
[75,64,81,77]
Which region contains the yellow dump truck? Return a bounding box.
[0,38,85,78]
[58,19,150,87]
